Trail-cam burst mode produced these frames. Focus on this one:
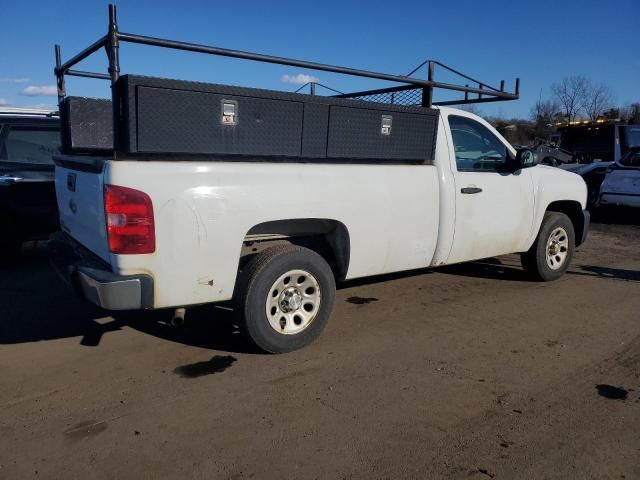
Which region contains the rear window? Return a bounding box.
[620,149,640,168]
[627,129,640,147]
[0,125,60,165]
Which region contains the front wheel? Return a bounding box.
[521,212,575,281]
[233,245,336,353]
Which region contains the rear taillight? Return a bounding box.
[104,185,155,254]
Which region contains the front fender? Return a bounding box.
[526,166,588,250]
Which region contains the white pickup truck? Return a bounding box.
[51,104,589,352]
[50,8,589,352]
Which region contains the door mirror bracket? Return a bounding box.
[513,148,536,171]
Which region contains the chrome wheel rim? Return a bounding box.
[265,269,321,335]
[546,227,569,270]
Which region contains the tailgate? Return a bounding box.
[54,155,111,261]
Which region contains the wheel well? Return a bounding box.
[581,168,608,207]
[243,219,350,279]
[546,201,585,246]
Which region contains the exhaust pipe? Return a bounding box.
[171,307,186,327]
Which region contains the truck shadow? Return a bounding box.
[3,247,635,353]
[438,257,531,282]
[568,265,640,283]
[0,246,258,353]
[336,257,528,287]
[0,249,526,351]
[442,258,640,284]
[113,306,261,354]
[0,245,106,345]
[591,207,640,226]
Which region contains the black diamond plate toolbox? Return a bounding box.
[64,75,439,162]
[60,97,113,153]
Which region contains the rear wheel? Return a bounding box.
[234,245,336,353]
[521,212,575,281]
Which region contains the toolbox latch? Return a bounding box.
[222,100,238,125]
[381,115,392,136]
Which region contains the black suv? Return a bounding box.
[0,109,60,265]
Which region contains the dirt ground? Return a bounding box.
[1,219,639,479]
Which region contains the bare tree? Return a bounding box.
[620,102,640,123]
[583,82,614,121]
[551,75,589,123]
[530,98,560,123]
[530,97,560,139]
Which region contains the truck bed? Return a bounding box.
[55,157,440,308]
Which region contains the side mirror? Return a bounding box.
[515,148,536,169]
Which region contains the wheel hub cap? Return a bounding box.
[546,227,569,270]
[265,269,322,335]
[279,287,303,312]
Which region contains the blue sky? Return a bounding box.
[1,0,638,118]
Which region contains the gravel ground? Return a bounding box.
[1,220,639,479]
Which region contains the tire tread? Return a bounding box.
[521,211,574,282]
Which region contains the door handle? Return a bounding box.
[0,175,23,186]
[461,187,482,194]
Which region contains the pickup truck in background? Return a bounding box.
[544,122,640,205]
[562,145,640,209]
[598,146,640,208]
[49,5,589,352]
[0,109,60,265]
[552,122,640,165]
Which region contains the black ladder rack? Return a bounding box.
[54,4,520,113]
[54,4,520,160]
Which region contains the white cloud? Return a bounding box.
[280,73,320,85]
[22,85,57,96]
[26,103,56,110]
[0,98,11,106]
[0,77,30,83]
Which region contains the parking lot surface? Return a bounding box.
[1,222,639,479]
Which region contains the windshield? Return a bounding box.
[619,148,640,168]
[0,125,60,165]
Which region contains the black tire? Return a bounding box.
[521,212,575,281]
[233,245,336,353]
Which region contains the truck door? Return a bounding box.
[445,113,534,264]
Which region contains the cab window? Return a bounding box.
[448,115,508,172]
[620,149,640,168]
[0,125,60,165]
